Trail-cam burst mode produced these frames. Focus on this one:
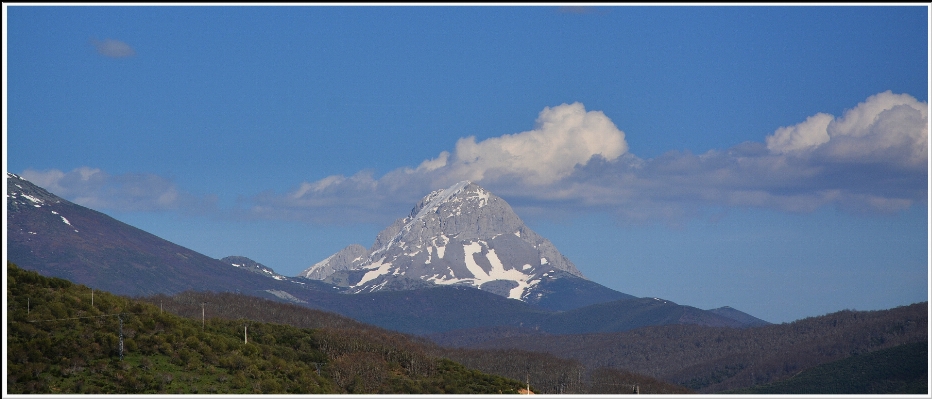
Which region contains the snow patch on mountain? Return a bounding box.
[265,289,307,304]
[22,194,44,207]
[357,258,394,287]
[221,256,291,281]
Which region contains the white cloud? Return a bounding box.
[548,91,928,219]
[252,103,629,223]
[91,38,135,58]
[767,91,928,168]
[766,113,833,153]
[437,102,628,185]
[25,93,922,226]
[416,151,449,172]
[257,92,926,224]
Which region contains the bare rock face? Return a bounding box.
[298,181,587,303]
[298,244,368,280]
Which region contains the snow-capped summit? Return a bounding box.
[298,181,609,306]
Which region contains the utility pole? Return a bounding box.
[244,323,248,344]
[524,360,530,394]
[118,314,124,362]
[91,289,94,307]
[201,302,206,330]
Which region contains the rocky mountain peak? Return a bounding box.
[372,181,525,257]
[299,180,587,303]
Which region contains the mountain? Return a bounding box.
[7,172,769,337]
[537,297,753,334]
[5,172,318,299]
[706,306,771,327]
[425,296,765,346]
[266,285,768,337]
[221,255,287,279]
[299,180,633,309]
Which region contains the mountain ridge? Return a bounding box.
[6,173,318,298]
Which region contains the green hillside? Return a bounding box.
[725,341,928,394]
[139,288,695,394]
[5,261,529,394]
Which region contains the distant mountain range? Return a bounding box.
[6,172,770,335]
[9,172,926,395]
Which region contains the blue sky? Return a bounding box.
[4,4,929,324]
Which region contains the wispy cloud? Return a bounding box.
[251,91,928,224]
[20,167,214,213]
[558,6,609,15]
[91,38,135,58]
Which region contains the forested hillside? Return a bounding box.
[12,258,922,395]
[472,303,928,393]
[6,262,690,395]
[725,341,927,394]
[139,289,695,394]
[5,262,528,394]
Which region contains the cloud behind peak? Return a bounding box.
[430,102,629,185]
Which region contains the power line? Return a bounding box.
[27,312,140,323]
[27,311,140,363]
